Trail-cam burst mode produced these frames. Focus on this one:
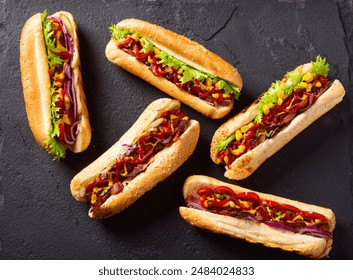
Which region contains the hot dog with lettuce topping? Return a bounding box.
[20,10,91,159]
[211,56,345,180]
[105,18,242,119]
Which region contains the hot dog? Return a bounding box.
[20,10,91,159]
[71,98,200,218]
[105,18,242,119]
[179,175,335,259]
[211,56,345,180]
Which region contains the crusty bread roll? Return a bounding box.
[20,11,91,159]
[179,175,335,259]
[105,18,242,119]
[211,62,345,180]
[71,98,200,218]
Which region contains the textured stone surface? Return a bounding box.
[0,0,352,259]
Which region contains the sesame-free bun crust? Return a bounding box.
[210,63,345,180]
[70,99,200,219]
[20,11,91,154]
[180,175,335,259]
[105,18,242,119]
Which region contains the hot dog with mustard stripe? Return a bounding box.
[105,18,242,119]
[20,10,91,160]
[71,98,200,219]
[179,175,335,259]
[211,56,345,180]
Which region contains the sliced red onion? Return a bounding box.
[187,199,333,239]
[51,16,74,59]
[64,131,75,145]
[70,70,78,121]
[161,135,172,144]
[63,64,78,123]
[63,63,72,80]
[70,121,80,141]
[186,201,205,211]
[263,221,332,239]
[264,221,296,233]
[63,71,72,101]
[298,225,333,239]
[245,214,262,222]
[122,144,138,156]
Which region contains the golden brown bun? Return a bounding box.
[105,18,242,119]
[20,11,91,154]
[20,13,52,147]
[211,64,346,180]
[179,175,335,259]
[70,98,200,218]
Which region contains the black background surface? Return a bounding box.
[1,0,353,260]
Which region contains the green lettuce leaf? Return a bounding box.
[109,25,133,39]
[44,87,66,160]
[216,80,241,99]
[41,9,48,22]
[254,55,329,123]
[49,88,61,137]
[108,26,241,100]
[44,137,66,160]
[45,88,66,160]
[216,134,235,151]
[42,15,55,51]
[157,50,185,69]
[47,52,63,69]
[42,10,64,70]
[180,65,208,84]
[40,11,67,160]
[311,55,329,76]
[285,70,303,92]
[254,80,284,123]
[141,38,155,53]
[219,55,330,150]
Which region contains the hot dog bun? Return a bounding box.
[105,18,242,119]
[211,62,345,180]
[71,98,200,218]
[179,175,335,259]
[20,11,91,156]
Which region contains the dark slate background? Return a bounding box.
[1,0,352,260]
